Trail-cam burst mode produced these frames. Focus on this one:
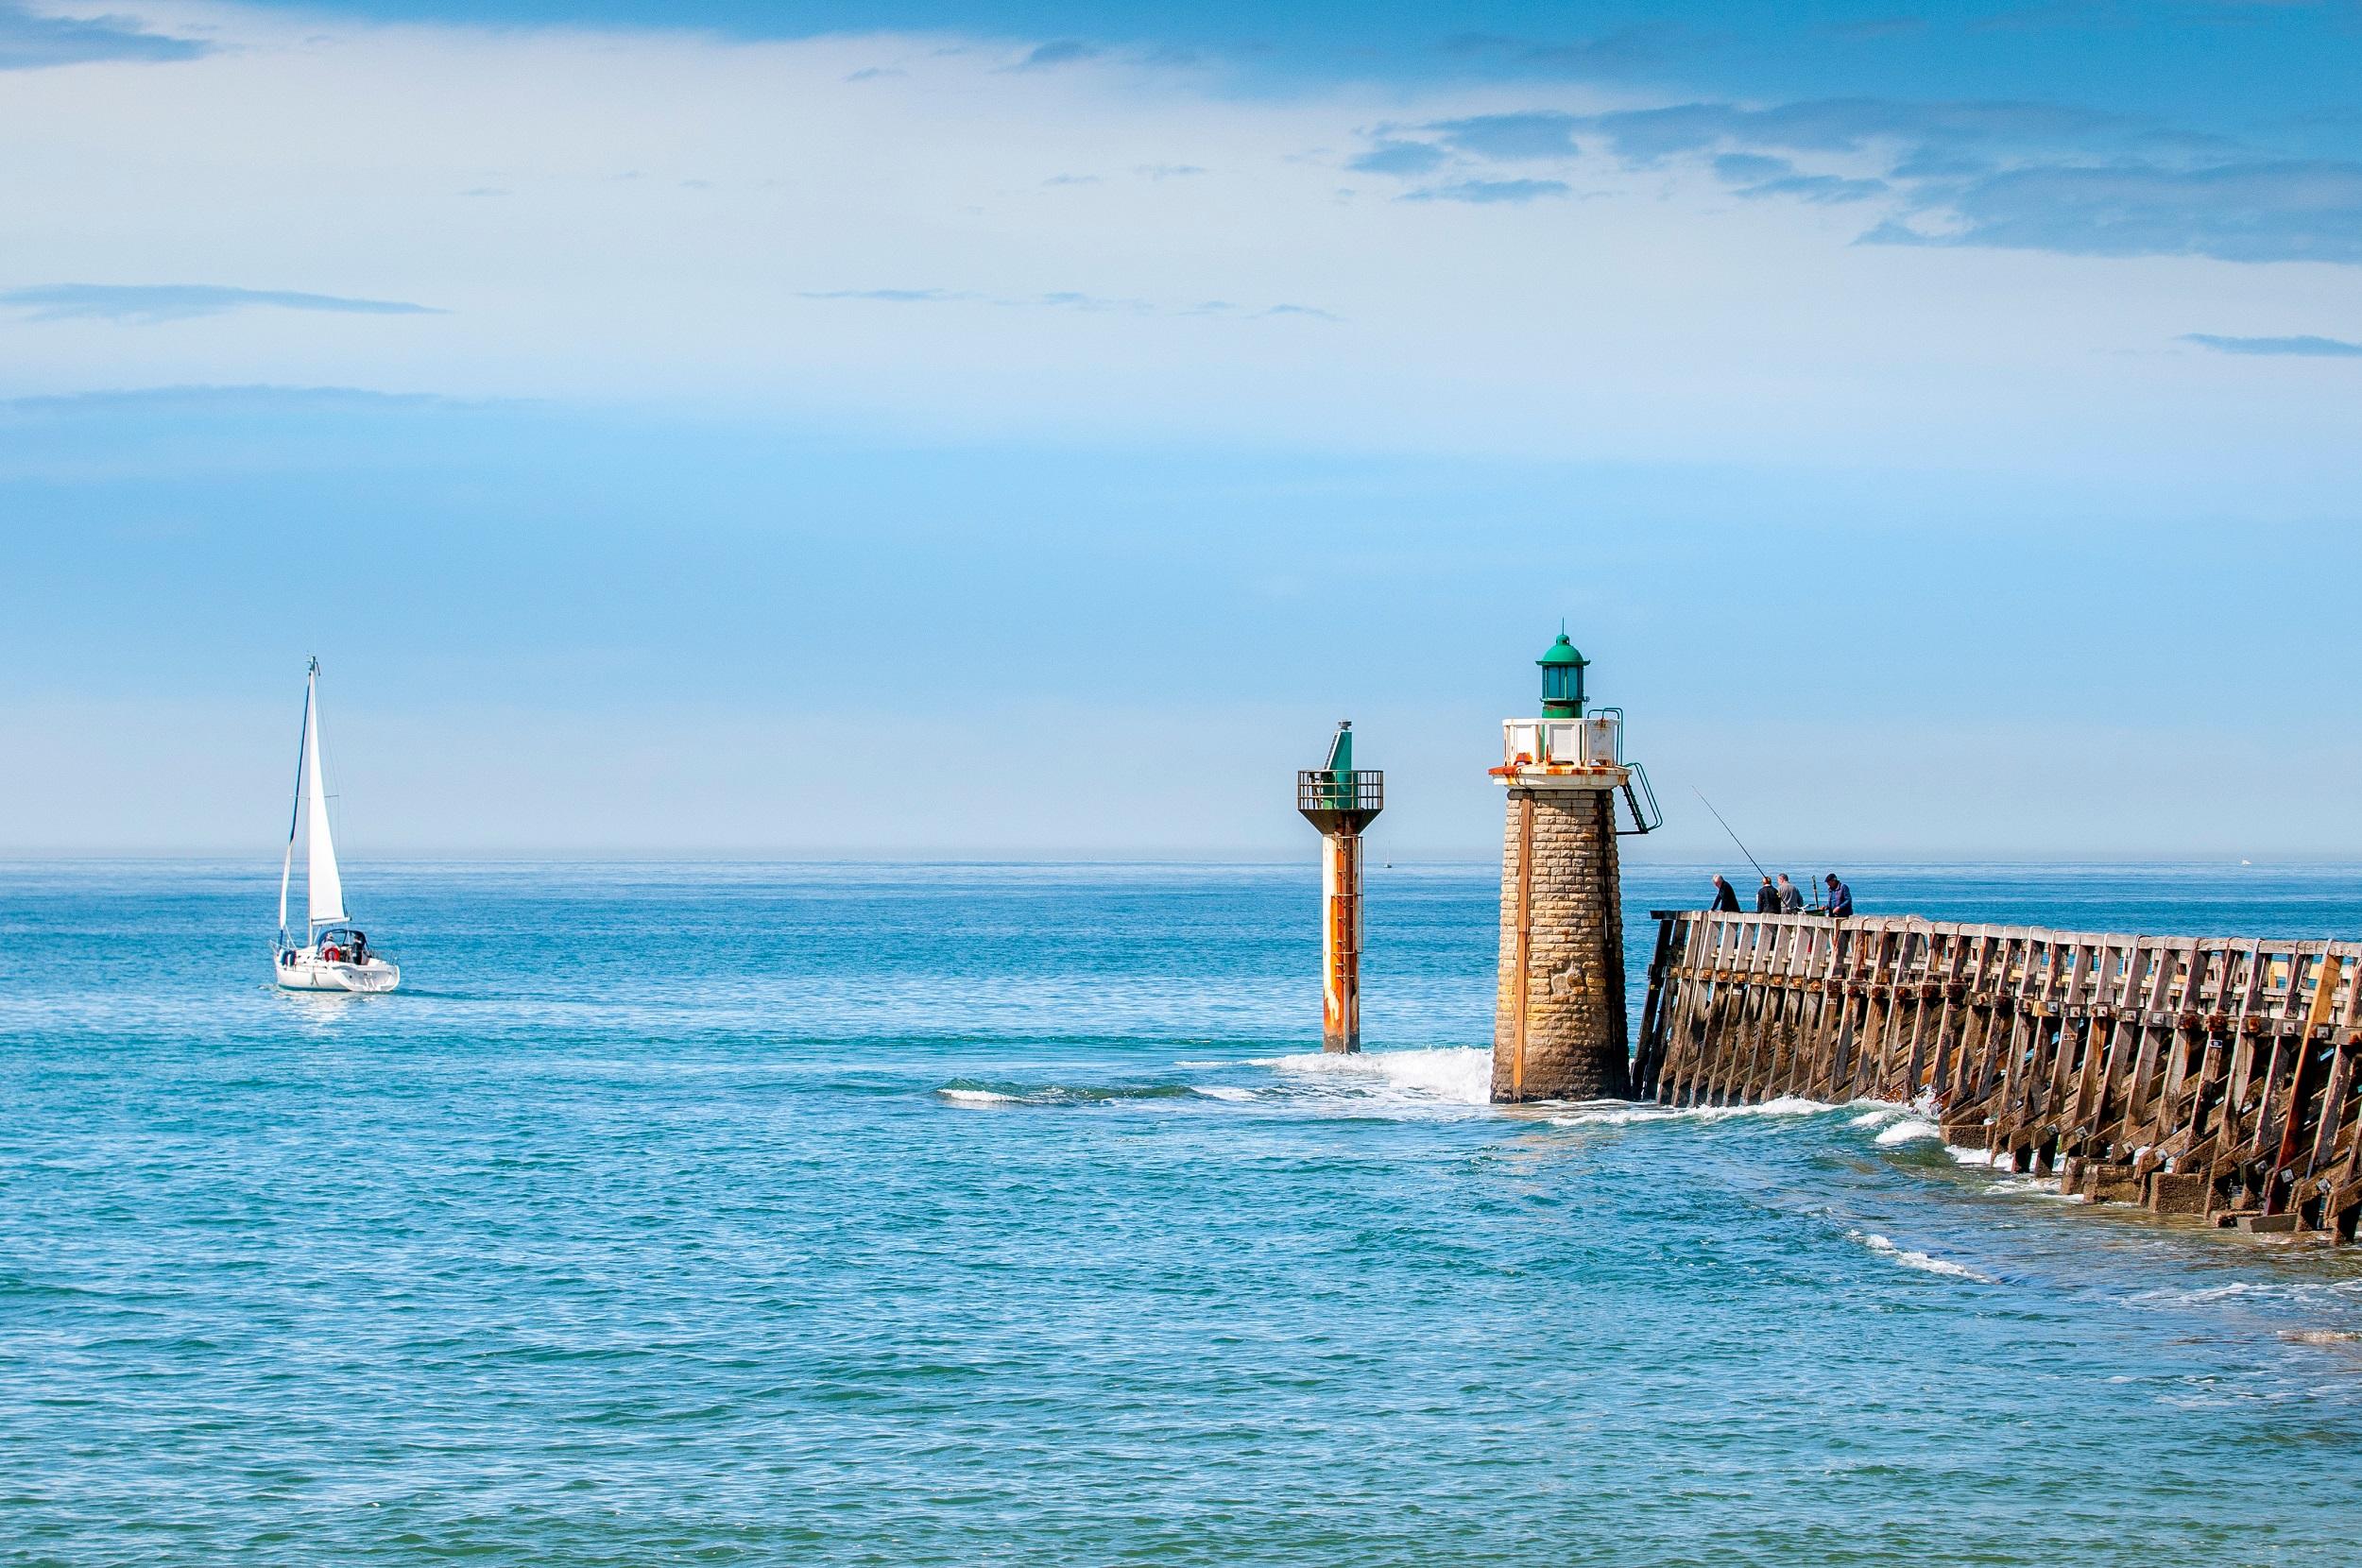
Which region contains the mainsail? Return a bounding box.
[279,696,302,940]
[302,671,347,926]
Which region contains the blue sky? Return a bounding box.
[4,0,2359,858]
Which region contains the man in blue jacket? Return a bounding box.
[1823,874,1854,918]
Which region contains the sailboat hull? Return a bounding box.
[274,954,402,994]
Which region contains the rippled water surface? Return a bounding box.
[6,861,2362,1565]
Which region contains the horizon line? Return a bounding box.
[0,850,2346,869]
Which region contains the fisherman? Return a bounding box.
[1776,873,1804,913]
[1710,875,1741,912]
[1754,875,1781,913]
[1823,874,1855,919]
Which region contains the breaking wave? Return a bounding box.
[1548,1095,1839,1128]
[1252,1047,1494,1108]
[937,1049,1498,1114]
[935,1081,1196,1108]
[1848,1229,1992,1282]
[1874,1116,1943,1146]
[938,1086,1019,1105]
[2143,1277,2362,1311]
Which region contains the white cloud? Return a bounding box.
[1,1,2357,483]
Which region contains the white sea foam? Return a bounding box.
[1874,1116,1943,1147]
[1549,1103,1681,1128]
[937,1087,1018,1105]
[2175,1279,2362,1305]
[1937,1141,2097,1200]
[1192,1085,1257,1102]
[2136,1278,2362,1316]
[1549,1094,1840,1128]
[1999,1178,2085,1202]
[1848,1229,1992,1282]
[1753,1095,1840,1117]
[1253,1047,1494,1107]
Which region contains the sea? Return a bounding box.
[5,860,2361,1565]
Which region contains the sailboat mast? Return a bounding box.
[279,660,315,945]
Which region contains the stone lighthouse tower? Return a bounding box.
[1490,631,1654,1102]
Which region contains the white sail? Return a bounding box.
[302,673,347,926]
[278,810,296,939]
[280,673,307,939]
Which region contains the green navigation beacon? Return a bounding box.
[1538,628,1588,719]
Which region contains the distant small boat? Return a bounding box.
[274,658,400,994]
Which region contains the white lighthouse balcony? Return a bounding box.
[1494,712,1626,788]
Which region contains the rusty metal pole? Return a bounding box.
[1299,722,1382,1055]
[1321,822,1363,1050]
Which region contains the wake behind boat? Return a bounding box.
[274,658,400,995]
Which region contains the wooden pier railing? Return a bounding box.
[1633,911,2362,1240]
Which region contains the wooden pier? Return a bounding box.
[1633,911,2362,1240]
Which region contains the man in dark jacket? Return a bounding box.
[1710,875,1741,912]
[1754,876,1781,912]
[1823,874,1854,918]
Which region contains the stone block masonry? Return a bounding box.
[1492,784,1629,1102]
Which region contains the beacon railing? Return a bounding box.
[1632,909,2362,1239]
[1500,712,1619,771]
[1296,770,1384,815]
[1608,711,1662,833]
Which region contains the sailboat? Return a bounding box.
[274,658,400,994]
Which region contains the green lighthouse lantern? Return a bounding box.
[1538,630,1588,718]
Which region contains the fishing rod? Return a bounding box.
[1692,787,1770,882]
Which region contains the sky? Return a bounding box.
[3,0,2359,860]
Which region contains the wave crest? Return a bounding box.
[936,1080,1195,1108]
[1849,1229,1992,1282]
[1252,1047,1494,1108]
[1549,1094,1839,1128]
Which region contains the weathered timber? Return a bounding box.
[1635,911,2362,1241]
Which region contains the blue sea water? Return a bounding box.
[5,860,2362,1565]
